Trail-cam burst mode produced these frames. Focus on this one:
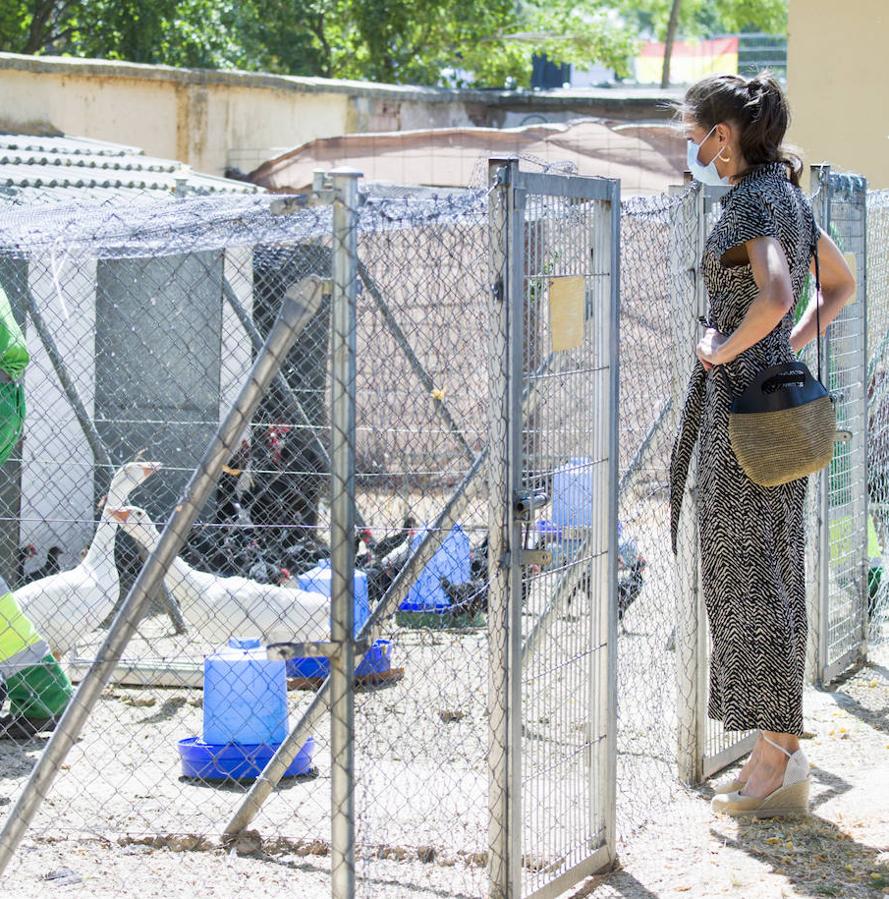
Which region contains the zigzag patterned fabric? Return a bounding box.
[669,160,819,735]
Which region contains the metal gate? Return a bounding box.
[487,159,620,898]
[809,165,870,685]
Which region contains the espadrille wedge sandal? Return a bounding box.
[712,775,746,795]
[711,734,810,818]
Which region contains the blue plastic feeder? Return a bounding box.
[284,561,370,678]
[286,639,392,680]
[178,735,315,781]
[178,638,317,783]
[399,523,470,612]
[203,642,288,746]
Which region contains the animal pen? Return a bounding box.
[0,157,884,899]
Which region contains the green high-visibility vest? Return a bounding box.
[0,282,27,466]
[0,586,46,669]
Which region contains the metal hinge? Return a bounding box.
[499,548,553,568]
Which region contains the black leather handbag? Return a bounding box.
[716,233,837,486]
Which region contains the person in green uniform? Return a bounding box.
[0,282,73,738]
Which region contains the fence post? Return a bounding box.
[810,163,832,686]
[486,157,520,899]
[328,168,361,899]
[670,181,702,784]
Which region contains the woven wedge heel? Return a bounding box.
[711,734,810,818]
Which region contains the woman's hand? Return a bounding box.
[696,327,732,370]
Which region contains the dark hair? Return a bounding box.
[672,70,803,187]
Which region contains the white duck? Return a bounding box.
[17,461,161,656]
[112,506,330,646]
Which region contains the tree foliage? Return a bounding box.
[617,0,786,42]
[0,0,786,86]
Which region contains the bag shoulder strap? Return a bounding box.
[812,222,823,384]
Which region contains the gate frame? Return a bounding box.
[488,158,619,899]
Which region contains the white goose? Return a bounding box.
[17,461,161,655]
[112,506,329,646]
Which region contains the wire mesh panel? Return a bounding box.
[346,190,495,898]
[616,183,704,815]
[506,166,619,898]
[865,189,889,647]
[812,167,869,684]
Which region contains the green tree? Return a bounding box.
[617,0,786,86]
[0,0,640,87]
[618,0,786,41]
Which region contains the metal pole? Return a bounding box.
[603,178,621,858]
[857,177,870,660]
[506,160,525,898]
[812,164,832,685]
[0,276,328,877]
[667,182,703,783]
[329,168,360,899]
[486,156,514,899]
[223,351,557,840]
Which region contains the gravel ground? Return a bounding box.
[4,647,886,898]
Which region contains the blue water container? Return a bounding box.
[203,645,288,746]
[296,559,370,636]
[551,457,594,528]
[286,562,370,678]
[401,523,471,611]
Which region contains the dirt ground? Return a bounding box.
[3,647,886,899]
[571,647,889,899]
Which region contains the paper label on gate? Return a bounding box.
[843,252,857,302]
[548,275,585,352]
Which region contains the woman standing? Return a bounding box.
[668,71,857,816]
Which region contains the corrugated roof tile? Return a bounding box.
[0,131,258,205]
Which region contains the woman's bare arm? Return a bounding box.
[704,234,795,365]
[698,226,856,368]
[789,227,856,353]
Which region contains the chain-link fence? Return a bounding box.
[0,165,622,899]
[865,188,889,650]
[0,159,885,899]
[809,167,870,684]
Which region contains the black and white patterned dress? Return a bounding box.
[669,160,819,736]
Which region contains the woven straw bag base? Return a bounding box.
[728,396,836,487]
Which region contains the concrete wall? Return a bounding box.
[787,0,888,189]
[0,52,680,176]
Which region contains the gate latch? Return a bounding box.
[514,490,548,520]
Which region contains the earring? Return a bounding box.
[717,146,733,164]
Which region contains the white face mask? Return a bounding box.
[687,123,731,186]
